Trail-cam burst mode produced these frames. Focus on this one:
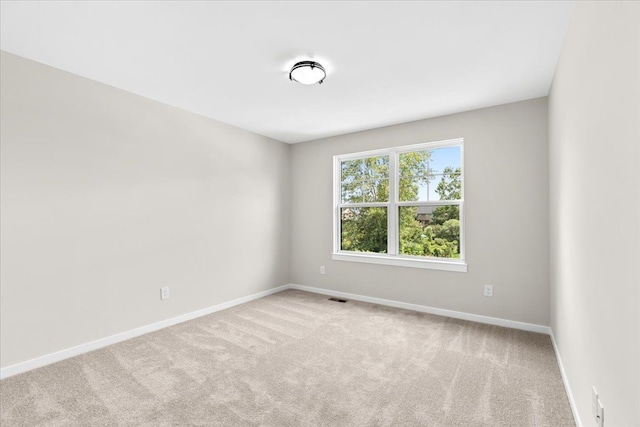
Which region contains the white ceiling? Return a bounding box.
[0,1,573,143]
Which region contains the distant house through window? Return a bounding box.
[333,138,466,272]
[415,206,434,225]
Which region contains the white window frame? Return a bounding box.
[332,138,466,272]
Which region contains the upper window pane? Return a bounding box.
[341,155,389,203]
[429,171,462,201]
[341,156,389,181]
[399,150,430,178]
[399,147,461,202]
[399,150,431,202]
[429,146,461,174]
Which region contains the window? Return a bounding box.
[333,138,466,272]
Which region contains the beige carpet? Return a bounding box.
[0,289,575,426]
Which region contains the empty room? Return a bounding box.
[0,1,638,426]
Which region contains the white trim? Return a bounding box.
[335,138,464,159]
[339,202,389,208]
[333,154,342,254]
[550,330,583,427]
[289,284,549,334]
[458,142,466,259]
[388,150,398,255]
[0,284,290,380]
[332,252,467,272]
[395,200,462,207]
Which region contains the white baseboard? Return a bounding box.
[288,284,551,334]
[0,284,290,380]
[550,330,583,427]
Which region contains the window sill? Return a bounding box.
[332,252,467,272]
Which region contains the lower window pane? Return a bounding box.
[399,205,460,258]
[340,207,388,253]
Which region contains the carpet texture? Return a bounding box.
[0,289,575,426]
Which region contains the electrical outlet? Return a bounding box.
[484,285,493,297]
[320,266,326,275]
[592,387,598,419]
[596,399,604,427]
[160,287,170,300]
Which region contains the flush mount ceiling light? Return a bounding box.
[289,61,326,85]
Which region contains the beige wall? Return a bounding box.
[549,2,640,426]
[0,52,291,368]
[290,98,550,326]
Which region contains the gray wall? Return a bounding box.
[290,98,550,326]
[549,2,640,426]
[0,52,291,368]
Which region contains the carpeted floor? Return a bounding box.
[0,289,575,426]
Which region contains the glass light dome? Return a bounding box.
[289,61,326,85]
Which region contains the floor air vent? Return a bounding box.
[328,297,347,303]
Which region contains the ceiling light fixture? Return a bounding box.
[289,61,326,85]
